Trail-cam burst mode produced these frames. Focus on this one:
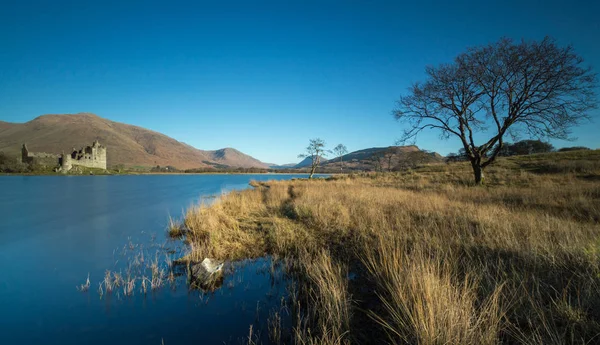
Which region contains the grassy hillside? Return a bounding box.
[274,146,442,172]
[209,147,268,169]
[321,145,442,171]
[0,113,270,169]
[170,149,600,344]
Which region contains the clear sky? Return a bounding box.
[0,0,598,164]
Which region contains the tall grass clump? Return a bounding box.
[292,250,351,345]
[362,236,504,345]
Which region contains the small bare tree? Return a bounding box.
[299,138,327,179]
[395,150,435,171]
[370,152,385,173]
[394,37,597,184]
[333,144,348,172]
[384,150,394,172]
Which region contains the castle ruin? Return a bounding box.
[21,140,107,172]
[20,145,60,167]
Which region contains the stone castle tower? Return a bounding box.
[60,140,107,171]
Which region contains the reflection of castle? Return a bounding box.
[21,140,107,172]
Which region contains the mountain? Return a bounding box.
[269,146,441,171]
[294,156,328,168]
[0,121,13,132]
[0,113,270,169]
[320,146,442,171]
[324,146,420,166]
[269,163,296,169]
[208,148,268,169]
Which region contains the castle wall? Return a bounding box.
[21,141,107,172]
[21,144,60,167]
[30,154,60,167]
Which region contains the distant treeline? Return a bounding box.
[446,140,592,162]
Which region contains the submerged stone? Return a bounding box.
[190,258,224,291]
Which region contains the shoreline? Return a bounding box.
[0,171,335,177]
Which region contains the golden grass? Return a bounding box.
[173,151,600,344]
[292,250,351,345]
[362,237,504,345]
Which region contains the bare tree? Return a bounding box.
[394,37,597,184]
[299,138,327,179]
[395,150,436,170]
[333,144,348,172]
[384,149,394,172]
[370,152,385,173]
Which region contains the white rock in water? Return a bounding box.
[191,258,223,281]
[201,258,223,274]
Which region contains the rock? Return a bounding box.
[190,258,224,291]
[192,258,223,277]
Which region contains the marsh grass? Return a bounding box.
[79,237,181,299]
[171,151,600,344]
[77,273,90,292]
[167,216,187,238]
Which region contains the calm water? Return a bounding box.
[0,174,312,345]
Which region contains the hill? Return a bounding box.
[0,121,13,132]
[0,113,270,169]
[269,163,296,169]
[294,155,329,168]
[268,146,442,172]
[321,145,442,171]
[208,148,269,169]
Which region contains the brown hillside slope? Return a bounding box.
[209,148,268,169]
[0,113,269,169]
[0,121,13,132]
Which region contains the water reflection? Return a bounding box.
[0,174,313,345]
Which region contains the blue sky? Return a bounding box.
[0,0,598,164]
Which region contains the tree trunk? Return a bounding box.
[309,156,319,179]
[471,162,484,185]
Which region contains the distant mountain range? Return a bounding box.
[0,113,269,169]
[0,113,441,171]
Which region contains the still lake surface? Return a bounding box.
[0,174,314,345]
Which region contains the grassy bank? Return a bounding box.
[171,150,600,344]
